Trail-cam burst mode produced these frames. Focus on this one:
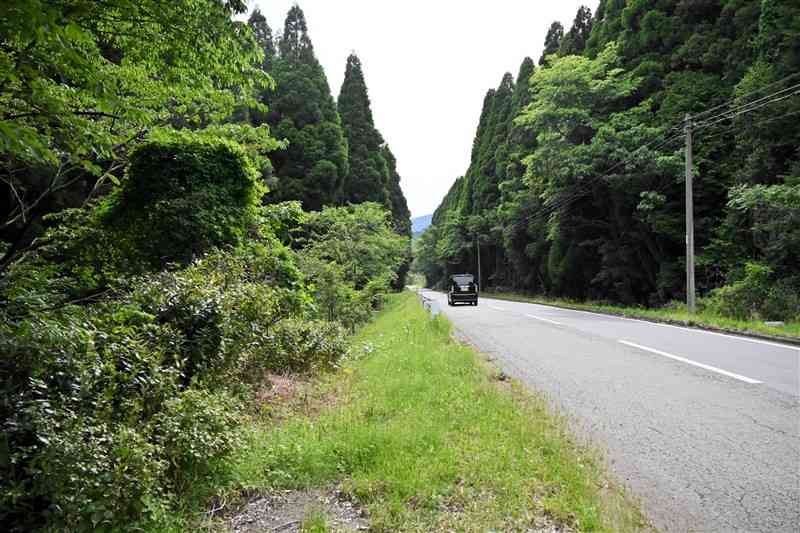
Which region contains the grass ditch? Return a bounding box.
[482,291,800,342]
[227,291,649,532]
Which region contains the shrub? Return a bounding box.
[0,175,397,531]
[151,389,241,494]
[266,318,348,372]
[28,420,166,533]
[763,278,800,322]
[0,306,179,532]
[705,263,800,321]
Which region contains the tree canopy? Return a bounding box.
[416,0,800,320]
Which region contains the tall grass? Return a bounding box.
[231,292,647,531]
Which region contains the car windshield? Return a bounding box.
[452,275,474,285]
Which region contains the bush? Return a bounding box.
[0,305,179,532]
[0,225,354,531]
[705,263,800,321]
[763,278,800,322]
[104,134,264,269]
[26,420,166,533]
[151,389,241,494]
[267,318,348,372]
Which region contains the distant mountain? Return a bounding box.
[411,214,433,236]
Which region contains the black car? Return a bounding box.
[447,274,478,306]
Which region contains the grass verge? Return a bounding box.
[482,291,800,342]
[229,291,648,531]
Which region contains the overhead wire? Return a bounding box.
[690,71,800,121]
[525,128,685,223]
[693,84,800,130]
[696,107,800,143]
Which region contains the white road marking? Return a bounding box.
[520,303,799,352]
[488,305,506,311]
[525,314,562,326]
[618,340,763,384]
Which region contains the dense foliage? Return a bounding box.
[416,0,800,322]
[0,0,269,268]
[1,2,411,530]
[1,152,405,532]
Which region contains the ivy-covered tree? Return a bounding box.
[0,0,271,269]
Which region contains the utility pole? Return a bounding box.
[476,236,482,291]
[685,114,696,314]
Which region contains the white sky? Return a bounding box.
[248,0,591,217]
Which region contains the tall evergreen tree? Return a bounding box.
[559,6,593,56]
[337,53,390,205]
[248,8,275,71]
[259,5,348,210]
[382,144,412,237]
[585,0,625,58]
[539,22,564,65]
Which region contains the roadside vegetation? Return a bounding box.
[229,292,648,532]
[482,291,800,341]
[0,134,408,531]
[1,2,412,531]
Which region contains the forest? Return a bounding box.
[415,0,800,322]
[0,1,410,530]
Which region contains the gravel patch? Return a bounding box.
[228,486,368,532]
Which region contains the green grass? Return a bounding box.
[482,291,800,341]
[301,509,330,533]
[230,292,648,532]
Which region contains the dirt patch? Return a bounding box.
[227,486,368,532]
[255,374,304,405]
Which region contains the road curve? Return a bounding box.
[424,290,800,532]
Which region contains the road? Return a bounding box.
[423,290,800,532]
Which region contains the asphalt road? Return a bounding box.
[423,290,800,532]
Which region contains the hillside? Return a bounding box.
[411,213,433,236]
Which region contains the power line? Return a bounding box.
[693,84,800,130]
[697,107,800,143]
[525,129,684,224]
[526,131,683,223]
[691,71,800,120]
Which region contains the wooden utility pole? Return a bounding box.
[476,237,482,290]
[685,114,696,314]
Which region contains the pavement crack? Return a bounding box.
[737,410,798,440]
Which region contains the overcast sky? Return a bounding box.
[249,0,591,217]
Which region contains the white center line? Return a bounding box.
[525,314,562,326]
[488,305,506,311]
[618,340,762,384]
